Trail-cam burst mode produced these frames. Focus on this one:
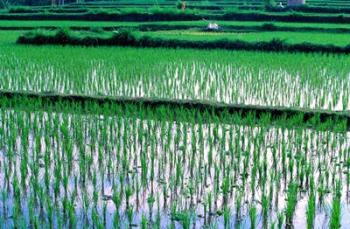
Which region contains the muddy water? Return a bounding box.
[0,108,349,228]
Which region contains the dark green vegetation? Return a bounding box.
[3,0,350,24]
[5,20,350,34]
[3,8,350,23]
[1,0,350,228]
[17,28,350,54]
[0,90,348,131]
[8,0,350,53]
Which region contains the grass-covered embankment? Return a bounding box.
[5,20,350,34]
[16,28,350,54]
[0,90,348,132]
[3,8,350,24]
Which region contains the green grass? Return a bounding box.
[4,20,350,33]
[2,20,350,28]
[1,29,350,112]
[0,30,21,44]
[142,30,350,46]
[0,20,141,28]
[3,6,350,23]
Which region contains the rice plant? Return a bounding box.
[0,98,348,228]
[0,47,349,112]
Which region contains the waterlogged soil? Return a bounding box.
[0,108,349,228]
[1,58,349,112]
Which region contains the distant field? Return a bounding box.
[0,20,139,28]
[0,30,21,45]
[2,6,350,24]
[142,30,350,46]
[2,29,349,111]
[4,20,350,30]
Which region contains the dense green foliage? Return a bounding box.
[2,9,350,23]
[5,20,350,35]
[4,19,350,34]
[16,28,350,54]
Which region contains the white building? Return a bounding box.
[207,23,219,30]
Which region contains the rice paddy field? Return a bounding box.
[0,0,350,228]
[1,40,350,111]
[4,20,350,30]
[142,30,350,46]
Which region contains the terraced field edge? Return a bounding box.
[17,29,350,54]
[0,90,348,131]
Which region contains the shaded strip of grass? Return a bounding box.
[5,22,350,34]
[16,29,350,54]
[267,5,350,14]
[2,10,350,23]
[0,11,204,22]
[0,89,348,132]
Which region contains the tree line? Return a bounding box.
[0,0,96,8]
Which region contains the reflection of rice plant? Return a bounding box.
[249,205,257,229]
[277,212,284,229]
[235,191,242,220]
[127,206,134,228]
[286,183,298,226]
[112,189,121,228]
[306,179,316,229]
[222,176,230,206]
[125,185,133,209]
[330,181,341,229]
[0,98,348,228]
[141,214,148,229]
[177,211,192,229]
[155,196,161,229]
[223,206,231,228]
[147,194,155,217]
[262,194,269,228]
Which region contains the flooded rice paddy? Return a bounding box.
[0,106,349,228]
[1,51,350,112]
